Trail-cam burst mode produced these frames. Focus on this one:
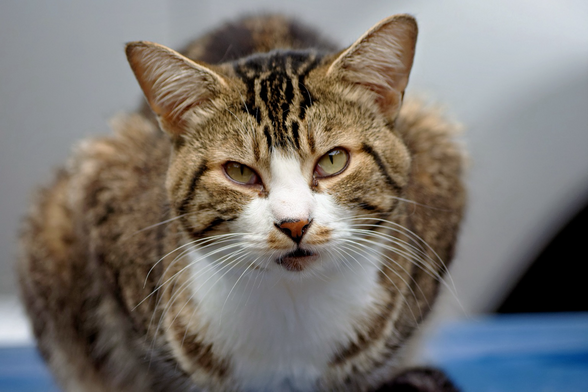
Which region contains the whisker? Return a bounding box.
[344,224,462,309]
[344,216,445,267]
[348,229,442,281]
[339,239,426,310]
[339,243,420,325]
[342,215,455,286]
[168,248,253,338]
[136,237,245,310]
[158,240,245,295]
[350,224,437,267]
[156,235,245,285]
[154,247,249,347]
[143,236,243,342]
[145,242,245,349]
[220,254,260,318]
[167,249,250,330]
[125,211,192,239]
[225,107,249,133]
[346,240,424,298]
[180,248,257,347]
[143,232,244,288]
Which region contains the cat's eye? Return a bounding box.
[224,162,260,185]
[314,148,349,178]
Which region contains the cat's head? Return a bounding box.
[126,15,417,277]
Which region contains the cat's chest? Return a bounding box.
[186,254,381,391]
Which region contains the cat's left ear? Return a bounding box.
[327,15,417,120]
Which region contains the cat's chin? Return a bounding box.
[276,247,319,272]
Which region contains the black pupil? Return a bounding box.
[329,151,335,164]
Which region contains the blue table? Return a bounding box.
[422,312,588,391]
[1,313,587,391]
[0,346,59,392]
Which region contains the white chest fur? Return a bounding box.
[188,252,381,392]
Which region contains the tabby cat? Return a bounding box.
[19,14,465,392]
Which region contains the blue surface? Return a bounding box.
[0,346,59,392]
[1,313,587,391]
[424,312,588,392]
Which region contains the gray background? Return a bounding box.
[1,0,587,327]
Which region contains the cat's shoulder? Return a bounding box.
[24,113,170,244]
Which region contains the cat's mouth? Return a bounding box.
[276,248,318,272]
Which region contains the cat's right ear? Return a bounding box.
[125,41,227,136]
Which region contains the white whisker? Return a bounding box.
[339,243,420,324]
[136,235,245,310]
[125,211,191,239]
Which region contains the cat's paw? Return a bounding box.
[373,367,459,392]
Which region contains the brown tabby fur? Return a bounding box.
[18,14,465,392]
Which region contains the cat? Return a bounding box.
[18,14,465,392]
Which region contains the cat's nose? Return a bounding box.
[275,219,312,244]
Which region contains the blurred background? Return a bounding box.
[0,0,587,390]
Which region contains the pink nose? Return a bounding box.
[275,219,312,244]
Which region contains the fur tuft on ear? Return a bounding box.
[125,41,227,135]
[327,15,418,119]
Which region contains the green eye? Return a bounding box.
[224,162,259,185]
[314,148,349,178]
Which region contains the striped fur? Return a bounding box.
[19,14,465,392]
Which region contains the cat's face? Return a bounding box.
[168,72,410,275]
[126,15,417,276]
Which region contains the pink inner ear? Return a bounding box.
[126,42,225,132]
[373,87,403,119]
[352,63,408,117]
[328,15,417,118]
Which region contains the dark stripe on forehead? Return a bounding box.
[234,66,260,124]
[296,56,320,120]
[232,50,325,150]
